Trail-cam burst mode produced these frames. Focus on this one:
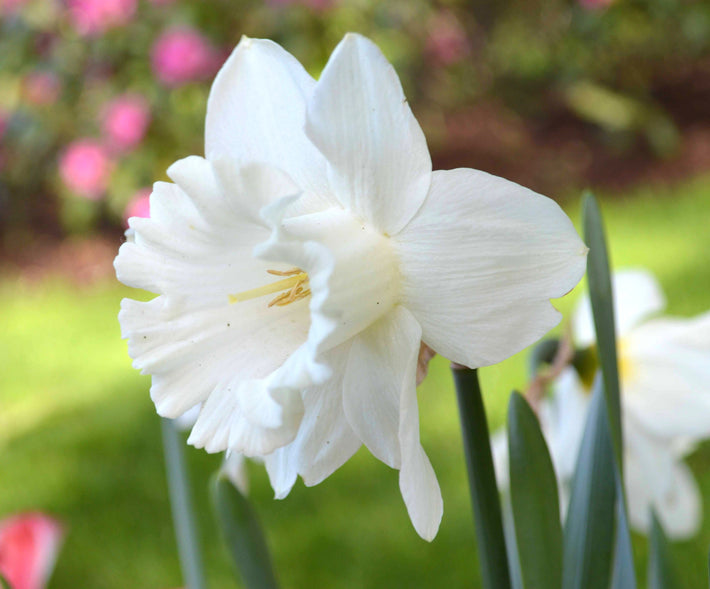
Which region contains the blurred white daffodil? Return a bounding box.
[494,268,710,538]
[115,33,587,540]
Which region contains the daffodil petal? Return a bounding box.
[622,312,710,440]
[544,368,590,481]
[342,304,442,540]
[490,429,510,490]
[187,371,304,456]
[397,308,443,542]
[298,343,361,487]
[342,307,417,469]
[573,268,666,346]
[263,342,361,495]
[305,33,432,235]
[396,168,588,368]
[624,421,701,539]
[257,198,400,360]
[116,164,322,456]
[205,37,332,208]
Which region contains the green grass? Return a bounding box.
[1,175,709,588]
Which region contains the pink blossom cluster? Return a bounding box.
[66,0,137,36]
[101,94,151,152]
[123,187,152,225]
[151,28,223,87]
[59,139,113,200]
[58,92,151,198]
[0,513,63,589]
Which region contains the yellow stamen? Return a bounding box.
[228,269,309,307]
[266,268,303,277]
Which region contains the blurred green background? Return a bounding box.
[1,0,710,587]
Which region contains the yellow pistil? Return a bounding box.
[228,268,310,307]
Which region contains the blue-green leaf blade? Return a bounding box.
[507,392,563,589]
[452,366,511,589]
[582,193,623,474]
[611,479,637,589]
[210,473,280,589]
[160,418,207,589]
[562,377,616,589]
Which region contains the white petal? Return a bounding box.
[257,199,400,358]
[396,307,443,541]
[115,162,298,308]
[264,443,300,499]
[116,164,323,456]
[544,368,590,481]
[305,33,432,235]
[573,268,666,347]
[622,312,710,441]
[297,343,361,486]
[263,342,361,494]
[624,421,702,539]
[396,168,587,368]
[490,429,510,491]
[173,404,201,431]
[187,369,304,456]
[119,287,310,418]
[222,452,249,496]
[205,37,331,208]
[342,309,415,468]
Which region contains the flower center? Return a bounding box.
[228,268,310,308]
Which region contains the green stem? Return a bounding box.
[161,417,207,589]
[452,365,512,589]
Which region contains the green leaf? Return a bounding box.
[210,473,280,589]
[501,495,524,589]
[452,366,512,589]
[507,392,563,589]
[582,193,623,475]
[160,418,207,589]
[648,511,680,589]
[0,572,12,589]
[611,479,637,589]
[562,377,616,589]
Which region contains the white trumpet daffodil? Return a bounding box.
[115,33,587,540]
[494,269,710,538]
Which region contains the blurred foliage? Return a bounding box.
[1,0,709,245]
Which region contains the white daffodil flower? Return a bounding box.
[115,33,587,540]
[494,268,710,539]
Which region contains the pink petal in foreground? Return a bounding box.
[0,513,64,589]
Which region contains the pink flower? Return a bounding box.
[59,139,112,200]
[151,28,222,87]
[23,72,61,106]
[0,513,64,589]
[426,12,470,65]
[102,94,150,152]
[123,187,151,225]
[66,0,137,36]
